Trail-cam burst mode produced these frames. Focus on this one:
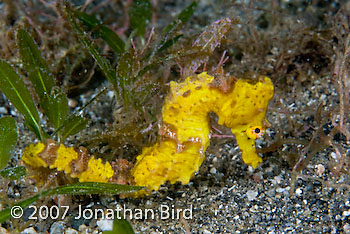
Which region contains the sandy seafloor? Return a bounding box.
[1,0,350,233]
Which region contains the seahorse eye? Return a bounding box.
[246,126,265,139]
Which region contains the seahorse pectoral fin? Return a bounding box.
[234,132,262,168]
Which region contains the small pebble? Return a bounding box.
[344,224,350,234]
[0,107,7,114]
[0,227,10,234]
[107,90,114,99]
[266,188,276,197]
[272,176,282,185]
[50,221,65,234]
[315,164,325,176]
[330,152,337,160]
[65,228,78,234]
[276,187,285,193]
[68,98,78,108]
[295,188,303,196]
[246,190,258,201]
[79,224,88,232]
[96,218,113,231]
[342,209,350,217]
[20,227,37,234]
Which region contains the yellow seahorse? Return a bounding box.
[131,72,274,193]
[21,72,274,196]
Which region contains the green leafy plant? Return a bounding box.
[0,166,26,180]
[152,1,197,57]
[0,117,17,170]
[0,59,45,140]
[0,29,88,143]
[129,0,152,40]
[74,11,125,54]
[18,29,89,142]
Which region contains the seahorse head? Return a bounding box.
[214,76,274,168]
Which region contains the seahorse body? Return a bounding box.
[132,72,274,193]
